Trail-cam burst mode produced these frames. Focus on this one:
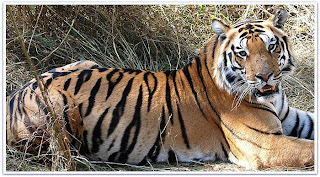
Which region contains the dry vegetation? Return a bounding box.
[6,5,315,172]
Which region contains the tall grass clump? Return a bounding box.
[6,5,315,171]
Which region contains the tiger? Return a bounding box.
[6,9,314,170]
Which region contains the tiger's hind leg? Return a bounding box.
[6,87,84,154]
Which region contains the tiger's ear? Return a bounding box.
[212,20,230,35]
[270,9,288,29]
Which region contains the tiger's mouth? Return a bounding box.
[255,84,279,97]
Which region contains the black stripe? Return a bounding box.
[149,73,158,111]
[74,70,93,95]
[245,24,253,29]
[34,94,49,117]
[289,111,300,137]
[21,81,32,91]
[144,72,158,111]
[243,99,278,119]
[168,150,177,164]
[147,106,166,162]
[30,82,38,98]
[118,85,143,163]
[282,67,292,72]
[223,51,227,67]
[275,36,280,46]
[106,72,123,101]
[164,70,171,77]
[246,124,282,135]
[123,68,142,75]
[231,45,235,52]
[78,103,83,118]
[63,78,72,91]
[255,24,264,28]
[176,104,190,149]
[182,65,206,120]
[44,78,53,88]
[219,35,226,41]
[281,106,290,122]
[238,27,244,33]
[39,75,48,79]
[108,152,119,162]
[234,24,243,28]
[9,95,16,122]
[98,67,107,72]
[195,55,210,97]
[282,36,293,64]
[61,92,72,135]
[240,32,248,38]
[51,71,71,79]
[9,89,18,98]
[282,36,289,51]
[70,69,79,72]
[231,66,242,71]
[107,138,116,151]
[92,65,101,69]
[254,29,265,33]
[221,142,228,158]
[107,78,134,137]
[144,72,151,98]
[251,106,278,118]
[172,71,181,101]
[306,114,314,139]
[92,107,109,153]
[16,91,23,126]
[287,58,294,67]
[165,76,174,125]
[215,109,267,149]
[204,37,218,85]
[228,52,233,62]
[80,130,90,154]
[21,89,28,104]
[22,107,35,133]
[280,41,285,51]
[106,69,122,101]
[195,48,214,120]
[226,73,236,84]
[297,118,305,138]
[85,78,102,117]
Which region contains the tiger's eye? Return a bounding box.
[239,51,247,57]
[268,44,275,51]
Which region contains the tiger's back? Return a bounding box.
[7,57,232,164]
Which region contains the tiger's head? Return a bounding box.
[212,9,294,103]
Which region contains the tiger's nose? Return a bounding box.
[255,72,273,82]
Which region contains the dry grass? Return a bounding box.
[6,5,315,172]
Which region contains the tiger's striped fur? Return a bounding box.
[6,9,314,169]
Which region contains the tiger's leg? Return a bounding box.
[224,125,314,169]
[274,88,314,139]
[6,87,83,153]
